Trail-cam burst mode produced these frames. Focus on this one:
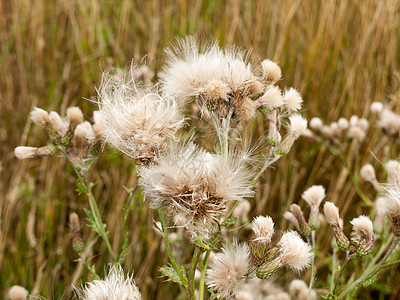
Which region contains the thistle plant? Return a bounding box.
[12,36,400,300]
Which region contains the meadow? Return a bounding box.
[1,0,400,299]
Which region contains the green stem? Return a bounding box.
[251,153,281,185]
[199,250,211,299]
[189,246,201,299]
[338,237,400,299]
[59,147,116,261]
[330,248,337,294]
[157,208,186,285]
[333,250,352,297]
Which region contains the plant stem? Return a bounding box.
[157,208,186,285]
[333,250,352,296]
[308,231,316,300]
[199,250,211,300]
[251,153,281,185]
[189,246,201,300]
[59,147,116,261]
[330,248,337,294]
[338,237,400,299]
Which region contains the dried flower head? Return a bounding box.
[302,185,325,207]
[256,231,312,279]
[377,108,400,137]
[382,184,400,236]
[288,114,308,138]
[261,59,281,84]
[67,107,84,127]
[278,231,313,271]
[206,242,250,299]
[30,107,51,127]
[8,285,28,300]
[289,204,311,236]
[309,117,323,130]
[302,185,325,230]
[350,215,375,257]
[96,67,184,163]
[251,216,274,244]
[323,202,350,250]
[360,164,377,182]
[14,145,58,159]
[283,88,303,112]
[385,160,400,184]
[138,143,254,237]
[288,279,307,299]
[338,118,349,130]
[370,102,384,114]
[347,126,366,141]
[78,265,141,300]
[255,86,284,110]
[284,211,300,231]
[69,212,84,252]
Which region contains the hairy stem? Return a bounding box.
[157,208,187,286]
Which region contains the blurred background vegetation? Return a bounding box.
[1,0,400,299]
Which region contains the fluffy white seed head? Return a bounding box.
[347,126,366,141]
[257,86,283,109]
[204,79,231,100]
[302,185,326,207]
[206,242,250,298]
[383,185,400,217]
[370,102,384,114]
[251,216,274,243]
[350,215,373,237]
[288,279,307,298]
[288,114,308,138]
[377,108,400,136]
[349,115,359,127]
[14,146,37,159]
[97,68,184,163]
[283,88,303,111]
[357,118,369,131]
[330,122,340,135]
[78,265,141,300]
[261,59,282,84]
[8,285,28,300]
[74,121,96,145]
[320,125,334,137]
[323,202,340,226]
[338,118,349,130]
[30,107,50,127]
[138,143,254,237]
[299,288,318,300]
[49,111,68,135]
[67,107,84,127]
[309,117,323,130]
[278,231,313,272]
[360,164,376,182]
[385,160,400,184]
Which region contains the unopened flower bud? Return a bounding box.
[350,215,375,257]
[323,202,350,251]
[290,204,311,236]
[69,213,84,252]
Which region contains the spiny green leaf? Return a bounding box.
[84,208,103,236]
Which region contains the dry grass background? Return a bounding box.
[1,0,400,299]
